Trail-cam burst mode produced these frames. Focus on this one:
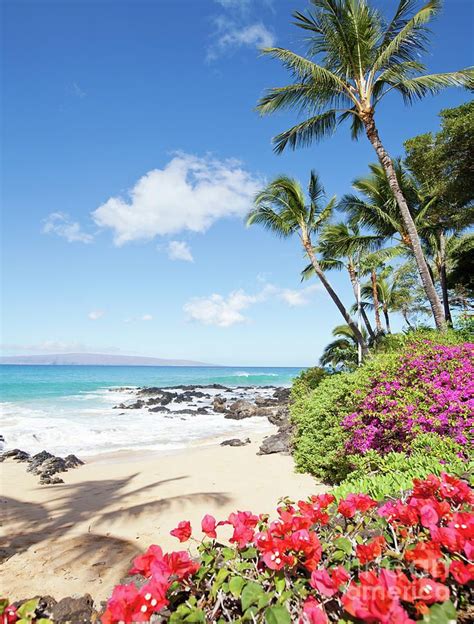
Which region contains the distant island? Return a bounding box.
[0,353,211,366]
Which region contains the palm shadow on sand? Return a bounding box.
[1,471,231,574]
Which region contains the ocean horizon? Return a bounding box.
[0,364,304,458]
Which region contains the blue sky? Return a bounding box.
[1,0,472,366]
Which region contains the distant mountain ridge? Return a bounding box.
[0,353,211,366]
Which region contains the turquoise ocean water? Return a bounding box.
[0,365,303,457]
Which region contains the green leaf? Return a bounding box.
[334,537,353,554]
[265,605,292,624]
[240,546,258,559]
[241,581,265,611]
[17,599,39,619]
[422,601,457,624]
[222,547,236,561]
[211,568,230,598]
[243,606,259,621]
[274,573,286,594]
[36,620,53,624]
[185,608,206,623]
[229,576,246,598]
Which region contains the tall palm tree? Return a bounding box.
[320,324,367,370]
[257,0,472,330]
[246,171,369,357]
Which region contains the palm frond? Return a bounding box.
[390,70,474,104]
[372,0,441,72]
[245,207,295,238]
[272,111,337,153]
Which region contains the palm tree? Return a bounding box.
[302,222,379,340]
[257,0,472,330]
[320,324,367,370]
[246,171,369,357]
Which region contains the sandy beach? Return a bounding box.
[1,436,322,603]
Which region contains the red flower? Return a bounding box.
[419,504,439,528]
[139,576,169,614]
[1,605,17,624]
[228,511,258,548]
[404,541,447,580]
[440,473,474,505]
[158,551,199,581]
[129,544,164,577]
[450,560,474,585]
[356,536,386,565]
[102,583,149,623]
[338,493,377,518]
[409,578,450,605]
[201,514,217,539]
[300,597,328,624]
[170,521,192,543]
[262,548,294,571]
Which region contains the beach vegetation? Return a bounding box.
[99,472,474,623]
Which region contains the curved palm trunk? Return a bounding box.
[348,266,375,341]
[383,305,391,334]
[438,231,452,325]
[371,269,383,334]
[362,113,446,331]
[402,307,413,330]
[304,240,369,358]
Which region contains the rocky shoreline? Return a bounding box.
[112,383,293,456]
[0,384,293,486]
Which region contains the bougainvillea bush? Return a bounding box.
[291,333,473,487]
[96,473,473,624]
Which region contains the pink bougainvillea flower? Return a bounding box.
[129,544,164,577]
[228,511,258,548]
[158,551,199,581]
[409,578,450,605]
[102,582,149,623]
[338,493,377,518]
[201,514,217,539]
[300,597,328,624]
[170,520,192,543]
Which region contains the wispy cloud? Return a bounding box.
[207,20,275,61]
[183,282,321,327]
[124,313,154,323]
[93,153,260,245]
[42,212,93,243]
[167,240,194,262]
[88,310,105,320]
[72,81,86,98]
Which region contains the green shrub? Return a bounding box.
[291,351,398,482]
[332,434,473,500]
[291,366,327,401]
[291,330,471,484]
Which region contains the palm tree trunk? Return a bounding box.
[362,113,446,331]
[402,308,413,329]
[383,305,391,334]
[438,231,452,325]
[304,240,369,358]
[348,266,375,340]
[371,269,383,334]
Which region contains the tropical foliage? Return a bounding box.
[95,472,473,623]
[257,0,473,329]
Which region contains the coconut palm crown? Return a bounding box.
[247,171,369,357]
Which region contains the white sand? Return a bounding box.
[1,437,323,602]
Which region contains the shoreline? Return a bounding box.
[1,435,323,602]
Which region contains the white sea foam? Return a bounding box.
[0,386,274,457]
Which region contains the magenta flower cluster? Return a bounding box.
[342,341,474,455]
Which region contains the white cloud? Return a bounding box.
[208,22,275,60]
[42,212,93,243]
[88,310,105,320]
[141,314,153,321]
[278,285,322,307]
[184,282,320,327]
[92,153,260,245]
[214,0,251,9]
[184,289,262,328]
[167,240,194,262]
